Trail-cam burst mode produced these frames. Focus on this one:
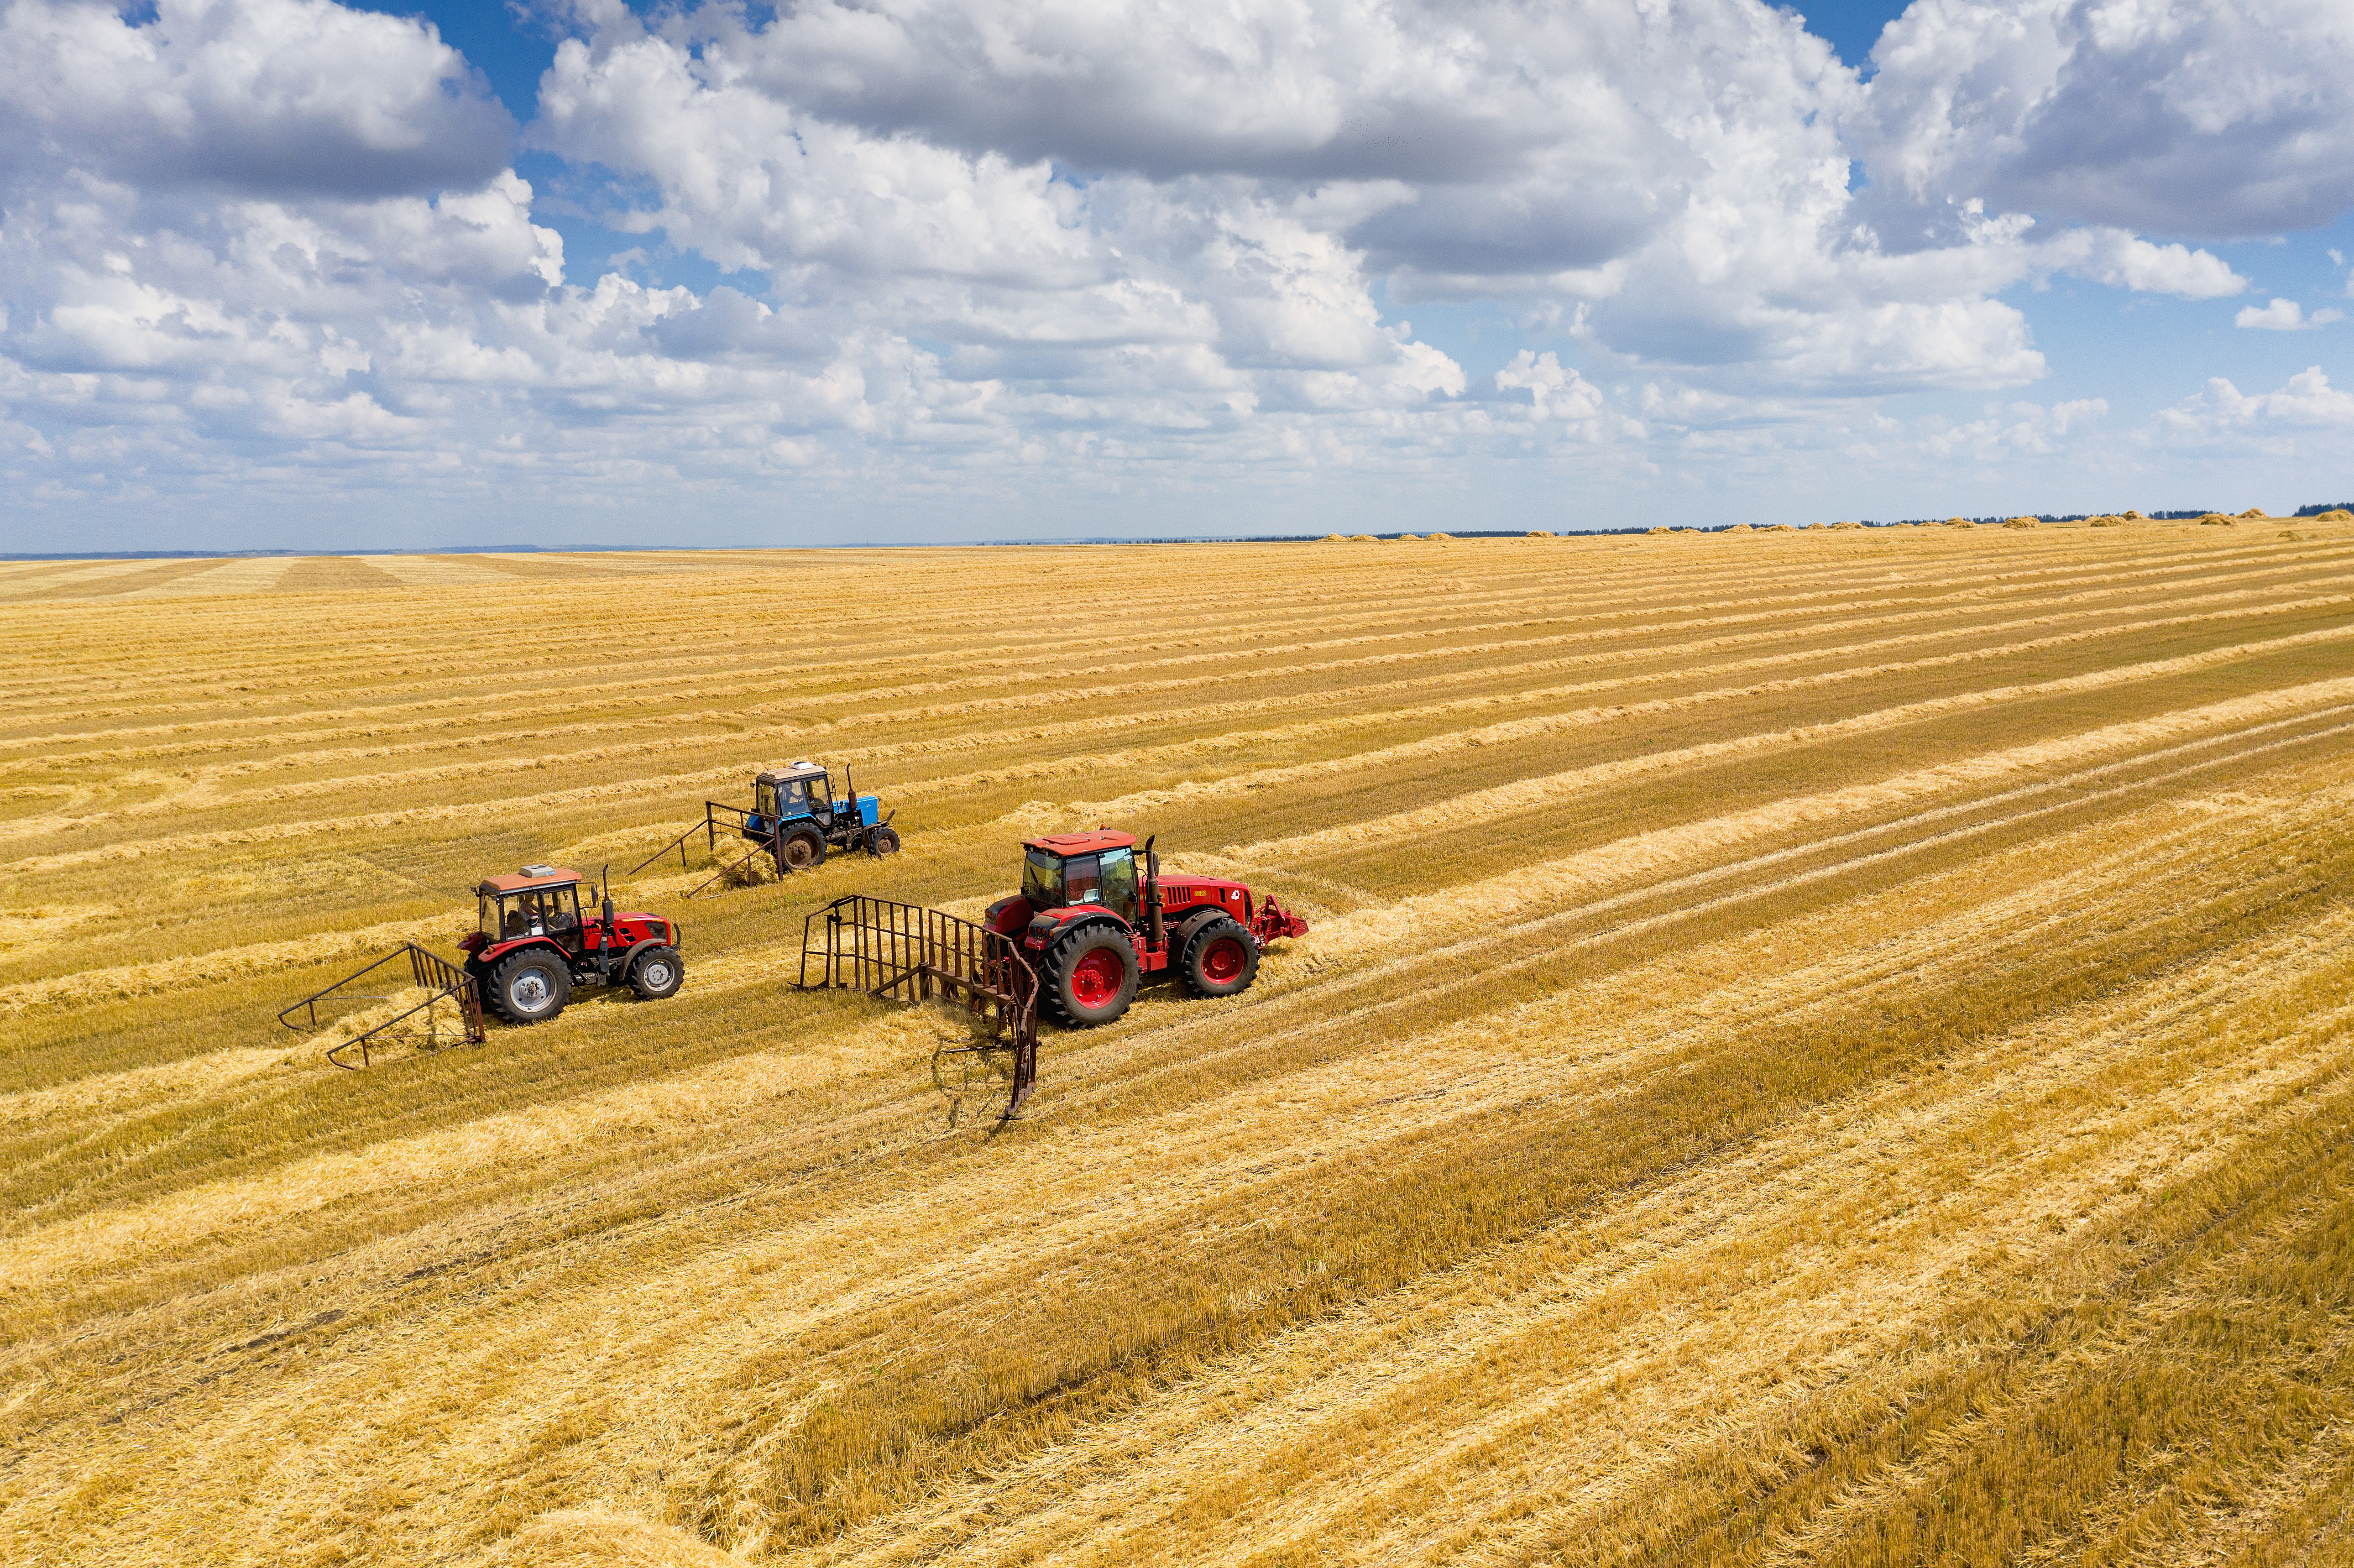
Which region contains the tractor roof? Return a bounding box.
[755,762,829,785]
[1025,830,1137,857]
[478,865,583,894]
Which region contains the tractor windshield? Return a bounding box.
[481,885,580,939]
[1022,848,1064,908]
[777,775,826,820]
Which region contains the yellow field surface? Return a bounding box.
[8,522,2354,1566]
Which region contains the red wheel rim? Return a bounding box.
[1202,937,1247,983]
[1070,948,1124,1007]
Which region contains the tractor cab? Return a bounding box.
[476,865,585,946]
[1020,831,1140,924]
[751,763,833,831]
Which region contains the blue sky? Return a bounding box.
[3,0,2349,550]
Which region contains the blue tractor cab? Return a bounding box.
[743,761,898,872]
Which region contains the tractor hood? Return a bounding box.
[1156,875,1251,919]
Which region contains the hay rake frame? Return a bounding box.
[278,943,484,1069]
[798,894,1041,1117]
[628,802,781,898]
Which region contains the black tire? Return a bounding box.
[1179,916,1260,999]
[487,948,570,1024]
[628,945,684,1000]
[778,831,826,872]
[868,825,901,855]
[1040,924,1140,1027]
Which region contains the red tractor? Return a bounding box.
[984,831,1308,1027]
[458,864,685,1025]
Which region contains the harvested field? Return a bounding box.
[7,520,2354,1566]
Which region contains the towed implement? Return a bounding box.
[277,942,483,1070]
[799,895,1041,1117]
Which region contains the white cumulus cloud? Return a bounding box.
[1848,0,2354,240]
[0,0,2349,543]
[2234,298,2343,330]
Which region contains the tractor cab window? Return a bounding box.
[537,887,580,932]
[478,894,502,936]
[755,780,779,818]
[1062,854,1102,907]
[488,885,580,939]
[1099,847,1139,922]
[777,776,825,819]
[1022,848,1065,908]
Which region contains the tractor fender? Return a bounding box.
[1168,906,1229,955]
[611,936,669,982]
[476,935,574,969]
[1024,909,1131,954]
[984,896,1032,936]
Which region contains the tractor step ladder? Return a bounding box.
[798,895,1041,1116]
[278,943,484,1069]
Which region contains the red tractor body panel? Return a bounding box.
[1016,906,1173,972]
[1155,874,1254,925]
[462,910,675,969]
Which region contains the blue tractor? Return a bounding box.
[743,761,899,872]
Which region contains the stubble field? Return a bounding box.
[6,521,2354,1567]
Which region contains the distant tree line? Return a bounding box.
[2293,501,2354,517]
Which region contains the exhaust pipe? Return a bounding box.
[1143,835,1162,950]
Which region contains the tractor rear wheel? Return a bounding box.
[1041,925,1139,1027]
[1179,916,1259,999]
[778,831,826,872]
[487,949,571,1024]
[868,825,901,855]
[629,946,684,1000]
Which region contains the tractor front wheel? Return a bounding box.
[868,825,901,855]
[629,946,684,1000]
[487,950,571,1024]
[1041,925,1139,1028]
[1179,916,1259,999]
[778,831,826,873]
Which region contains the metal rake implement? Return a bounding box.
[278,943,485,1069]
[798,894,1041,1118]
